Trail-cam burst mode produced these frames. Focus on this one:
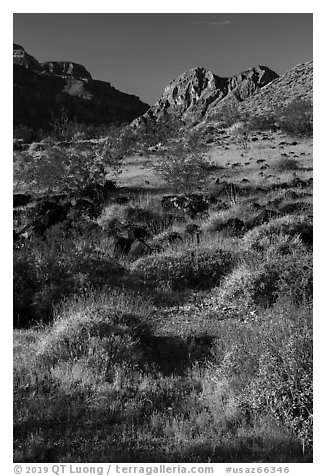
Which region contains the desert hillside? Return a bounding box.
[13,54,313,463]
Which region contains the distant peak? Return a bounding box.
[179,66,213,77]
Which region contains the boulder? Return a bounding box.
[13,193,32,208]
[166,232,183,244]
[216,218,246,237]
[161,194,210,218]
[113,236,134,255]
[129,241,152,259]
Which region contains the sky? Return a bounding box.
[13,13,312,106]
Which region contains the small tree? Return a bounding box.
[134,115,186,153]
[153,137,210,193]
[49,107,74,141]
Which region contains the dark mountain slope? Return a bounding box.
[13,44,150,130]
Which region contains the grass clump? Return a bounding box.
[131,246,236,290]
[243,214,313,251]
[36,289,152,372]
[218,249,312,308]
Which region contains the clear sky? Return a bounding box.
[13,13,312,106]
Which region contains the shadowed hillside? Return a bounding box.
[13,44,150,130]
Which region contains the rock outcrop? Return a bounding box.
[134,65,278,126]
[13,43,42,72]
[13,44,150,130]
[42,61,93,81]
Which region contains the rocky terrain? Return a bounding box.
[133,65,278,126]
[13,44,150,130]
[133,61,312,128]
[236,61,313,118]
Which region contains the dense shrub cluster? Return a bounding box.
[14,140,122,197]
[13,225,127,326]
[13,117,313,462]
[210,303,312,453]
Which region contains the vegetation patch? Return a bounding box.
[13,113,313,462]
[132,246,236,290]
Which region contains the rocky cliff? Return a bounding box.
[13,44,150,130]
[42,61,93,81]
[235,61,313,118]
[134,65,279,126]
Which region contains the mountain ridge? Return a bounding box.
[133,61,312,128]
[13,44,150,130]
[13,43,312,132]
[133,64,279,127]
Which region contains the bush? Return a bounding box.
[132,246,236,290]
[154,153,211,194]
[15,141,121,196]
[153,132,210,193]
[277,99,313,137]
[276,157,300,172]
[13,226,128,326]
[247,114,277,132]
[213,103,246,128]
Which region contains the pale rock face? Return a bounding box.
[42,61,93,81]
[134,65,279,126]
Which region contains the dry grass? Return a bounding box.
[13,127,313,463]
